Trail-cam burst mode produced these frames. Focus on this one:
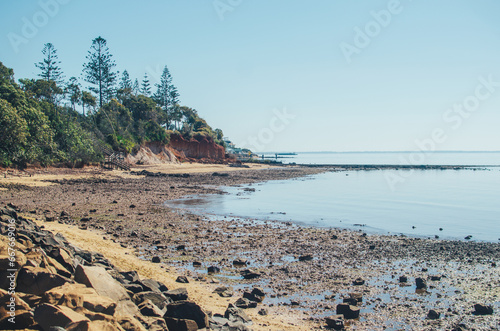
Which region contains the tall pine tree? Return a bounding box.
[141,73,151,96]
[132,78,140,96]
[120,70,132,90]
[35,43,65,86]
[82,36,117,108]
[154,66,179,129]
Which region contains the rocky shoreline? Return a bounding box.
[0,204,260,330]
[1,166,499,330]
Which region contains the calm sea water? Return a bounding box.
[167,152,500,242]
[263,151,500,165]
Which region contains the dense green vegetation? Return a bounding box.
[0,37,225,168]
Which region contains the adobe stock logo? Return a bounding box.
[212,0,243,21]
[7,0,71,54]
[239,108,296,153]
[385,74,500,191]
[339,0,409,64]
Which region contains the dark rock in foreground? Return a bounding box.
[473,304,494,315]
[325,314,345,330]
[336,303,360,319]
[163,300,209,329]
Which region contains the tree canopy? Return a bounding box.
[0,36,226,168]
[82,36,117,108]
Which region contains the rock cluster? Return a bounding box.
[0,205,252,330]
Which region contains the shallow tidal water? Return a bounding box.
[167,168,500,242]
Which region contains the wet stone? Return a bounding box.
[176,276,189,283]
[473,304,493,315]
[336,303,360,320]
[427,309,440,320]
[415,277,427,289]
[352,278,365,286]
[325,314,345,330]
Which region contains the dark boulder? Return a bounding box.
[176,276,189,284]
[165,317,198,331]
[213,286,234,298]
[138,300,164,317]
[325,315,345,330]
[133,291,170,311]
[233,258,248,267]
[208,266,220,274]
[298,254,313,261]
[243,291,263,303]
[163,288,189,302]
[352,278,365,286]
[16,266,71,296]
[120,270,140,283]
[416,277,427,290]
[234,298,257,309]
[224,304,252,324]
[336,303,360,319]
[240,269,260,280]
[427,309,440,319]
[473,304,493,315]
[164,300,209,329]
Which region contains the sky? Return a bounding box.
[1,0,500,152]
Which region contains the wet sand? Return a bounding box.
[1,165,499,330]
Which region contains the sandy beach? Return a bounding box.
[1,164,499,330]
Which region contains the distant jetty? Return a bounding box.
[261,153,297,159]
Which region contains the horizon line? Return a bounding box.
[259,150,500,154]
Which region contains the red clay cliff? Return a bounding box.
[168,133,227,163]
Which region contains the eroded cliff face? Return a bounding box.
[168,133,227,163]
[126,141,179,165]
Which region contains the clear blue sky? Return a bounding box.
[1,0,500,152]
